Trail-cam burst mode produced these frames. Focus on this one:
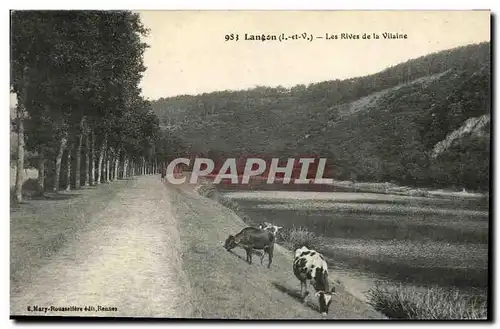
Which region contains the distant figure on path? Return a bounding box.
[161,164,167,182]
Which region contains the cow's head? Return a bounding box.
[315,287,336,315]
[294,246,310,258]
[223,235,237,250]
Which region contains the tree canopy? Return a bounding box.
[10,10,175,200]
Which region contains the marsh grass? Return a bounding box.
[366,283,487,319]
[279,226,325,251]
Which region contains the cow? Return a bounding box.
[223,227,275,268]
[293,246,336,315]
[252,222,283,264]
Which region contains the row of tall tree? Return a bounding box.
[11,11,172,203]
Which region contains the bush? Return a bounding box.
[218,197,241,213]
[280,226,325,251]
[195,182,217,198]
[366,283,487,319]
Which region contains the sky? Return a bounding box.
[137,10,490,100]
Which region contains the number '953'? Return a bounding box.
[225,34,239,41]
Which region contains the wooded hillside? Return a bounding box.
[151,42,490,191]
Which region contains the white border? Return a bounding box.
[2,1,497,329]
[3,0,497,10]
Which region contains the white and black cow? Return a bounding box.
[293,246,336,315]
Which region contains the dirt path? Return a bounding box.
[166,178,384,319]
[10,176,192,318]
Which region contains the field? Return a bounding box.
[212,182,489,317]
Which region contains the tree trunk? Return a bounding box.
[106,148,111,182]
[108,148,114,182]
[102,149,106,183]
[15,111,25,203]
[90,129,95,185]
[36,149,46,196]
[114,149,120,180]
[65,143,72,191]
[53,134,67,192]
[14,67,29,203]
[46,156,54,191]
[102,150,108,183]
[123,157,129,179]
[96,135,107,185]
[84,129,90,187]
[107,149,111,181]
[74,118,85,189]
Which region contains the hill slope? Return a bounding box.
[152,42,490,191]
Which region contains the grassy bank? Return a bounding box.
[176,179,384,319]
[195,179,488,320]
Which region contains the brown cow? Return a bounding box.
[223,227,275,268]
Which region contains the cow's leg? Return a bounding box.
[267,245,274,268]
[245,247,253,264]
[303,280,309,302]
